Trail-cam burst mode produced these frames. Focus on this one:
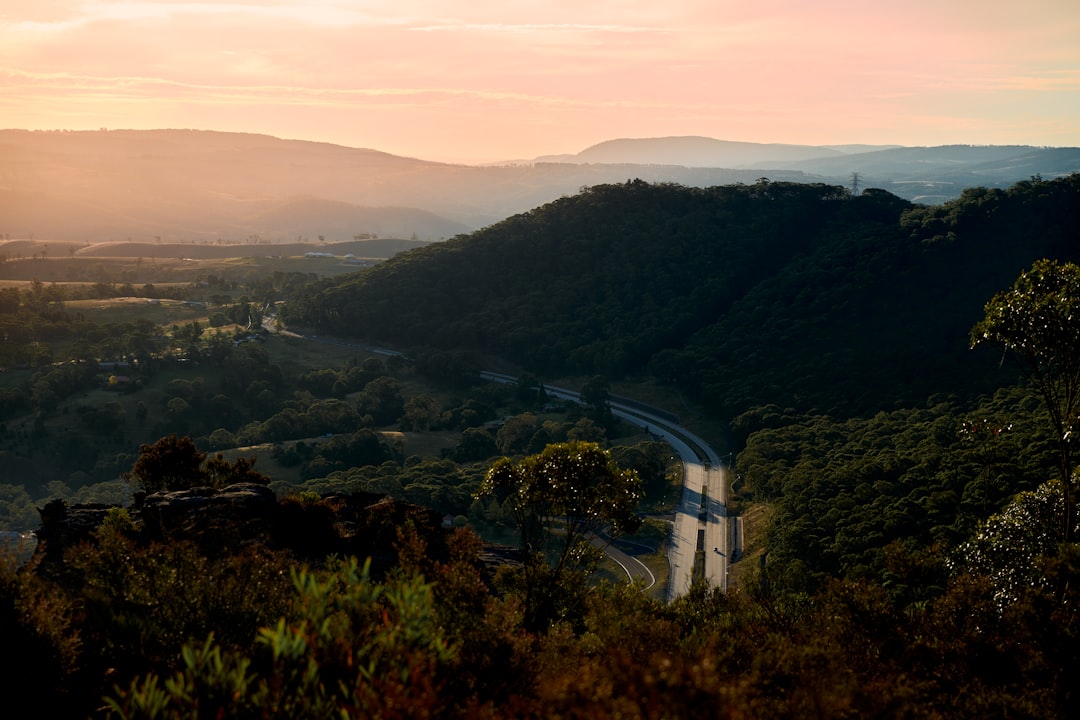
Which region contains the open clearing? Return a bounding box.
[64,297,210,324]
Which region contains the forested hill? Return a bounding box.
[285,176,1080,418]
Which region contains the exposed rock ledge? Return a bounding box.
[29,484,469,580]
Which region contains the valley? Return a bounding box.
[2,172,1079,717]
[4,0,1077,712]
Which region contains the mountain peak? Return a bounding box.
[551,136,856,167]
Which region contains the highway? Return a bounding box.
[479,371,734,601]
[265,322,734,598]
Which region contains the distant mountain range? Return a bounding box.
[536,136,904,166]
[540,137,1080,203]
[2,129,1077,243]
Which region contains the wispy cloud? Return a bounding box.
[0,65,658,109]
[410,22,672,34]
[2,0,1078,159]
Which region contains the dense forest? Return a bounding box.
[4,394,1080,718]
[287,175,1080,417]
[3,176,1080,717]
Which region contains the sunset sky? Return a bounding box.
[2,1,1079,163]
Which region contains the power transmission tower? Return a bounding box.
[851,172,860,196]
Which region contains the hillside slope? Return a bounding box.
[0,129,472,242]
[0,130,807,242]
[6,131,1078,246]
[287,176,1080,418]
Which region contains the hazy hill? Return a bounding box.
[0,130,805,243]
[536,136,898,166]
[542,137,1080,204]
[5,130,1078,247]
[754,144,1080,203]
[287,175,1080,418]
[0,129,475,244]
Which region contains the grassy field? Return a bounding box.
[64,297,211,324]
[728,502,772,588]
[0,236,408,285]
[0,254,368,284]
[265,334,362,378]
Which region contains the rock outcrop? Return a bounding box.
[30,484,464,580]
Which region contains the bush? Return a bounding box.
[105,557,455,719]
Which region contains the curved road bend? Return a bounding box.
[479,372,733,602]
[266,325,733,597]
[589,533,657,590]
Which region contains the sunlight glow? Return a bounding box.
[2,0,1077,162]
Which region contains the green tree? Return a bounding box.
[567,417,606,444]
[478,441,642,631]
[579,375,612,427]
[402,394,441,431]
[203,454,270,488]
[495,412,537,455]
[356,376,404,426]
[127,435,207,493]
[972,259,1080,540]
[105,557,454,719]
[954,480,1069,608]
[165,397,191,430]
[206,428,235,451]
[452,427,498,463]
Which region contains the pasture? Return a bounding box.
[64,297,210,325]
[0,237,403,284]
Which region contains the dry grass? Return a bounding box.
[64,297,209,325]
[728,501,774,588]
[395,431,459,460]
[0,254,364,283]
[267,334,362,377]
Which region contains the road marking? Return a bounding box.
[606,546,657,589]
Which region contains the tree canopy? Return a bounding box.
[126,435,269,494]
[287,175,1080,418]
[127,435,208,494]
[972,259,1080,540]
[479,441,642,630]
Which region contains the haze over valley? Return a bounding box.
[4,129,1079,247]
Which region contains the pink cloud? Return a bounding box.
[1,1,1077,161]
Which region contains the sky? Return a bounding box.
[2,0,1079,163]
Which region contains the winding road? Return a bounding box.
[259,318,733,601]
[480,371,736,601]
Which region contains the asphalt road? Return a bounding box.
[480,371,732,601]
[589,533,657,590]
[250,332,730,602]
